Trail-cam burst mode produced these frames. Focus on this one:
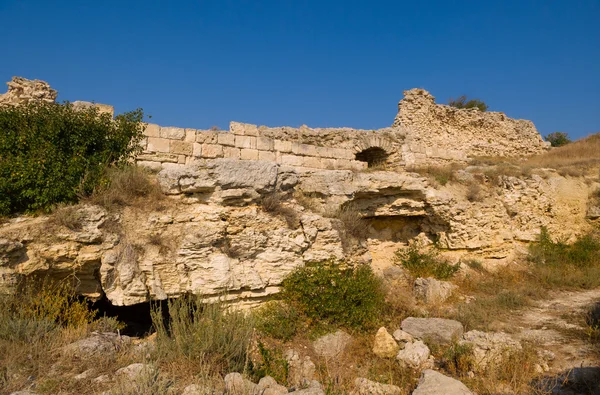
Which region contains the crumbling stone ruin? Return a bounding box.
[0,76,57,106]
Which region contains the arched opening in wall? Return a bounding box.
[355,147,389,168]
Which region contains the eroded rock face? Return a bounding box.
[0,76,57,106]
[0,158,597,306]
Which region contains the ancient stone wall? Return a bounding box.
[0,76,57,106]
[394,89,549,166]
[137,121,406,171]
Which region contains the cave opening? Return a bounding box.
[89,296,169,337]
[355,147,389,168]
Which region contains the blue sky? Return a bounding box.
[0,1,598,139]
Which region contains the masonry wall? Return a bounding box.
[137,121,407,171]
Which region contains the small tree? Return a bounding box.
[448,95,489,112]
[544,132,571,147]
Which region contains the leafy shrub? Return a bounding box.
[544,132,571,147]
[448,95,488,112]
[281,261,385,330]
[0,102,144,215]
[151,296,253,374]
[439,342,474,376]
[254,301,300,341]
[395,244,460,280]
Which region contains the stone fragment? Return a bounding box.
[351,377,402,395]
[392,329,414,344]
[313,330,352,359]
[115,363,155,380]
[396,340,430,368]
[412,369,474,395]
[286,350,316,388]
[62,332,131,358]
[256,376,288,394]
[401,317,463,344]
[372,327,400,358]
[413,277,457,304]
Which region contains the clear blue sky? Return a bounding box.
[1,1,598,139]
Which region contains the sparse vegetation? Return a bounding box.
[545,131,571,147]
[395,244,460,280]
[260,193,300,229]
[448,95,488,112]
[151,296,254,374]
[254,301,301,342]
[281,260,385,330]
[0,102,144,215]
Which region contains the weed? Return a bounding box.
[439,342,475,376]
[51,204,84,231]
[466,182,484,202]
[463,259,486,273]
[249,341,289,385]
[112,366,172,395]
[395,244,460,280]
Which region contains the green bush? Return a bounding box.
[254,301,300,341]
[395,244,460,280]
[0,102,144,215]
[281,261,385,330]
[150,296,253,373]
[544,132,571,147]
[448,95,488,112]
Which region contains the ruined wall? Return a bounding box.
[0,76,57,106]
[137,121,406,171]
[394,89,549,166]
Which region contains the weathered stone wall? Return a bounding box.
[394,89,549,166]
[137,121,406,171]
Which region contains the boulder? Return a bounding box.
[396,340,431,368]
[61,332,131,357]
[352,378,402,395]
[401,317,463,344]
[413,277,457,304]
[460,330,522,370]
[256,376,288,395]
[372,327,400,358]
[313,330,352,359]
[392,329,414,344]
[224,372,257,394]
[412,369,473,395]
[115,363,155,380]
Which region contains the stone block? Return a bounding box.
[178,155,186,164]
[136,160,162,171]
[230,122,259,136]
[160,126,185,140]
[217,133,236,146]
[138,137,147,150]
[258,150,276,162]
[184,129,196,142]
[170,141,193,155]
[292,142,318,157]
[316,146,333,158]
[223,146,241,159]
[196,131,217,144]
[302,156,322,169]
[257,137,274,151]
[147,137,170,153]
[273,139,292,153]
[137,152,179,163]
[280,154,304,167]
[235,135,257,149]
[143,123,160,138]
[193,143,202,157]
[202,144,223,158]
[240,149,259,160]
[321,158,337,170]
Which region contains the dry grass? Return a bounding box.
[526,133,600,170]
[410,163,465,187]
[260,193,300,229]
[88,165,164,210]
[51,204,84,231]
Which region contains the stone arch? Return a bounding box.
[354,136,393,168]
